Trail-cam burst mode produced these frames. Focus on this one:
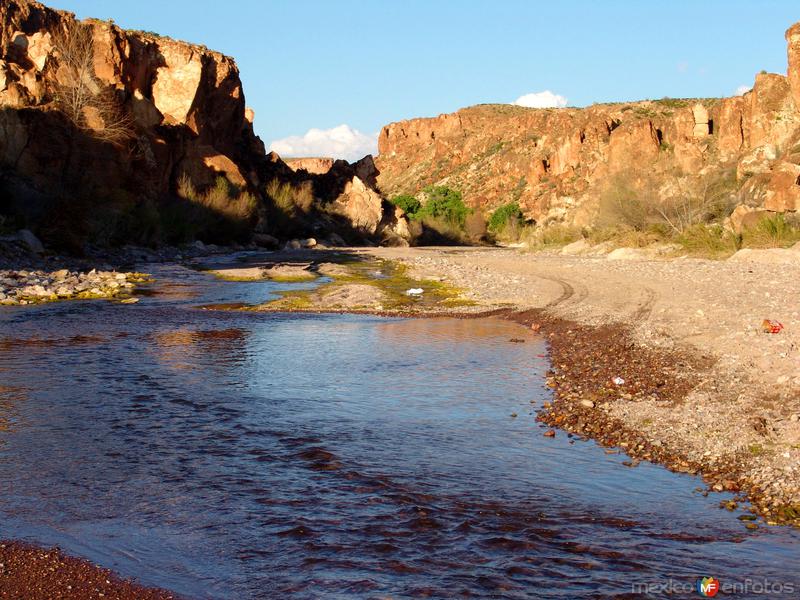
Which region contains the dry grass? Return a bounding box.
[418,215,473,245]
[178,175,257,223]
[677,223,741,258]
[522,224,583,249]
[742,213,800,248]
[596,169,737,235]
[167,175,257,243]
[53,21,134,144]
[266,179,314,215]
[587,226,669,248]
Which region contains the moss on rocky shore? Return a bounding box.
[254,257,476,314]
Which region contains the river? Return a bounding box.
[1,259,798,599]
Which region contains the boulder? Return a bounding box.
[561,239,590,255]
[352,155,379,188]
[253,233,279,248]
[763,161,800,212]
[737,145,778,179]
[151,41,204,126]
[377,205,412,245]
[729,246,800,264]
[607,247,649,261]
[327,176,384,234]
[16,229,45,254]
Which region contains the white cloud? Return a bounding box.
[735,84,752,96]
[511,90,568,109]
[269,124,378,162]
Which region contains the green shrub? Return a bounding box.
[419,186,469,227]
[390,194,422,218]
[488,202,524,234]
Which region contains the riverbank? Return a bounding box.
[0,541,178,599]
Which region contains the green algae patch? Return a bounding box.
[255,258,475,314]
[257,289,316,311]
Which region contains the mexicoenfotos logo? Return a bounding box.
[697,577,720,597]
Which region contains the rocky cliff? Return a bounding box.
[0,0,394,251]
[376,23,800,228]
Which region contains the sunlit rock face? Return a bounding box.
[376,21,800,226]
[0,0,275,245]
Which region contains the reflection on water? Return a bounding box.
[150,328,250,373]
[0,262,799,599]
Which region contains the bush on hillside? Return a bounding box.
[742,212,800,248]
[389,194,422,218]
[418,186,469,227]
[165,175,257,243]
[597,169,737,234]
[488,202,524,235]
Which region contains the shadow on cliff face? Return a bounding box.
[261,157,409,247]
[0,107,398,253]
[0,0,427,255]
[0,108,270,253]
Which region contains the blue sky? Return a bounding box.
[53,1,799,160]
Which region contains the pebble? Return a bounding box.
[0,269,141,305]
[580,399,595,409]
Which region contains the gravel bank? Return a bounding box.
[0,542,178,600]
[0,269,146,305]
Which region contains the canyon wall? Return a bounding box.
[376,24,800,227]
[0,0,272,235]
[0,0,392,249]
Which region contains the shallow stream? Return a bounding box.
[0,259,798,598]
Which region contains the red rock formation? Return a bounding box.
[285,157,336,175]
[0,0,308,247]
[376,22,800,224]
[0,0,400,247]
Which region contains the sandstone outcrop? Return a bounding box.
[376,22,800,227]
[326,176,384,235]
[285,157,336,175]
[0,0,397,249]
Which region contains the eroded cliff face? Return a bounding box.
[0,0,394,250]
[0,0,283,247]
[376,23,800,226]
